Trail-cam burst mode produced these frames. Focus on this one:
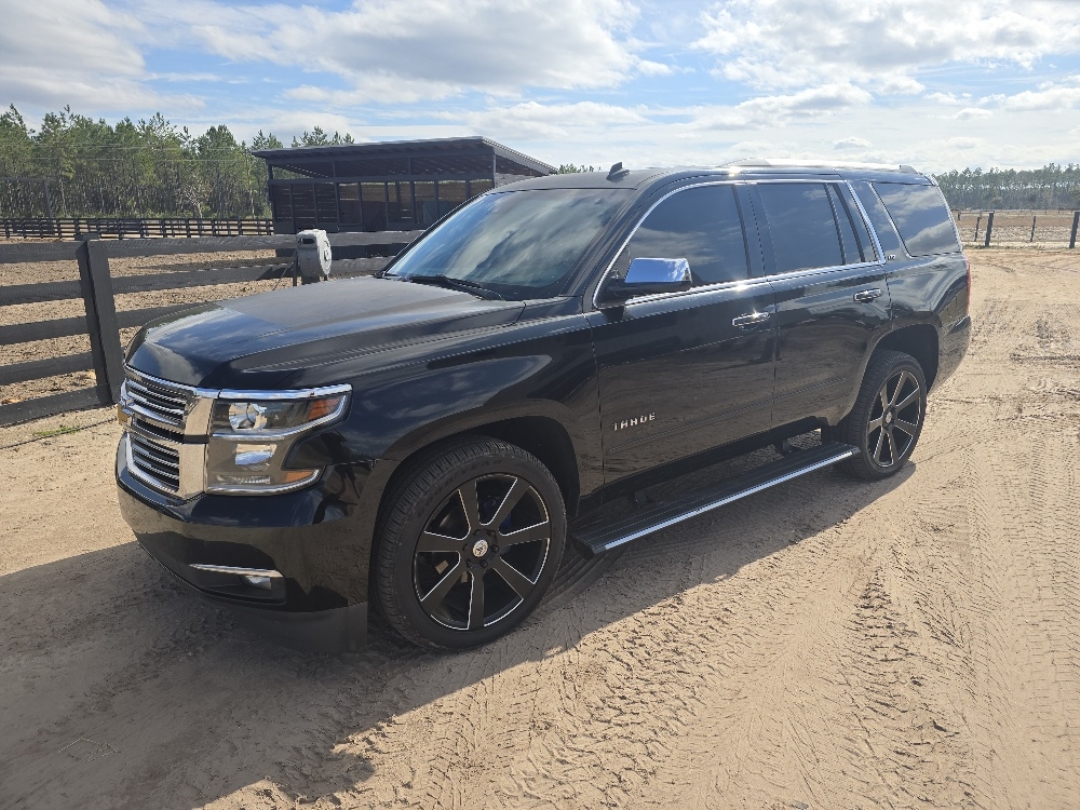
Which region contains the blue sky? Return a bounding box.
[2,0,1079,172]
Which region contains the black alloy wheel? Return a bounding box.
[834,350,928,481]
[375,437,566,650]
[415,474,552,631]
[866,368,922,468]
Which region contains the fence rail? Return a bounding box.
[0,230,421,427]
[1,217,274,241]
[953,209,1080,248]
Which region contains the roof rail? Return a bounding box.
[723,158,920,175]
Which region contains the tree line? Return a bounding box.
[935,165,1080,210]
[0,105,353,219]
[2,105,1078,218]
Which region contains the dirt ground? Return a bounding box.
[2,248,1079,809]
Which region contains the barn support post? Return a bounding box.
[983,212,994,247]
[76,234,125,404]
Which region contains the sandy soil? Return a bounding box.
[2,248,1080,808]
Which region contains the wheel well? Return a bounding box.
[382,417,581,521]
[471,417,581,516]
[875,325,939,388]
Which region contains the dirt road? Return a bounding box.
[2,248,1079,809]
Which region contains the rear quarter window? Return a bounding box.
[873,182,961,257]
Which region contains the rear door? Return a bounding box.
[746,180,890,428]
[587,182,777,483]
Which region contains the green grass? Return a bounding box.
[32,424,82,439]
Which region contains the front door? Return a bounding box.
[746,180,891,427]
[588,183,776,484]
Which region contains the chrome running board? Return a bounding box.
[573,442,858,556]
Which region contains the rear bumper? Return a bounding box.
[935,313,972,390]
[117,436,372,652]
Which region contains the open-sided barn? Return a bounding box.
[253,136,556,235]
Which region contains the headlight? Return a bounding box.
[204,386,350,495]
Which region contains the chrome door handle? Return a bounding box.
[853,288,882,303]
[732,311,772,328]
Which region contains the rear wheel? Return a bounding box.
[834,350,927,481]
[374,437,566,650]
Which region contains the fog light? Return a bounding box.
[243,575,273,590]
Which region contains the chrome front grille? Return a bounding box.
[120,368,213,499]
[123,374,190,432]
[129,432,181,493]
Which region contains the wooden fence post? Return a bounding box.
[1030,216,1036,242]
[974,214,982,242]
[76,234,125,404]
[983,212,994,247]
[1071,212,1079,249]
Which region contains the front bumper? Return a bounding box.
[117,435,371,652]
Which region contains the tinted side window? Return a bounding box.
[756,183,843,273]
[851,180,902,256]
[834,184,879,263]
[624,185,748,286]
[827,184,861,264]
[873,182,961,257]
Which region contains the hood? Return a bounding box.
[125,276,525,388]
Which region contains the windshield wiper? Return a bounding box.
[400,274,504,300]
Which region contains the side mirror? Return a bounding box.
[599,257,692,306]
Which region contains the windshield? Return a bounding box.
[385,188,628,300]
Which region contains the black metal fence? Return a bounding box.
[954,210,1080,248]
[2,217,274,241]
[0,230,421,427]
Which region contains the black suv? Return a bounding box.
[116,161,971,651]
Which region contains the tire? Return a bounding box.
[833,350,928,481]
[374,436,566,650]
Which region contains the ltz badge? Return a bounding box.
[613,412,655,432]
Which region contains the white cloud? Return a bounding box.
[637,60,675,77]
[955,107,993,120]
[834,136,871,149]
[136,0,644,101]
[0,0,176,111]
[996,85,1080,111]
[927,92,966,105]
[695,83,873,129]
[693,0,1080,93]
[446,101,651,141]
[873,75,926,96]
[946,137,982,149]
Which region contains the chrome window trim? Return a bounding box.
[603,276,774,308]
[841,180,886,264]
[591,178,887,310]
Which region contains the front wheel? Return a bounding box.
[374,437,566,650]
[833,350,927,481]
